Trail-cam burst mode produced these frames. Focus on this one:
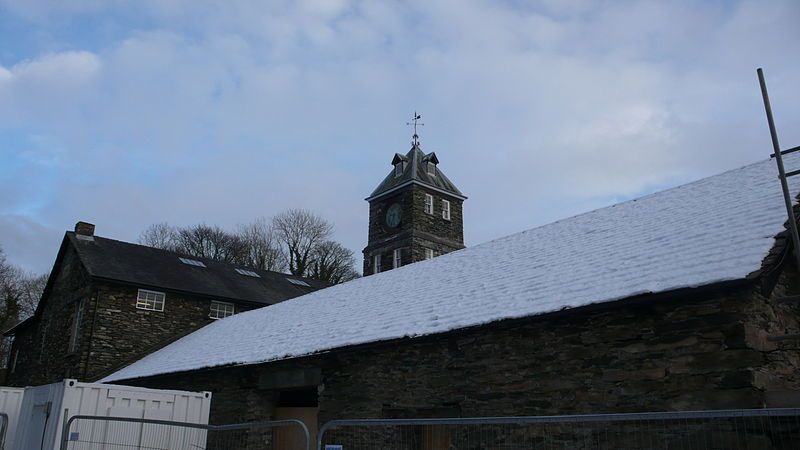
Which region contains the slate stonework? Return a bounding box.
[124,270,800,426]
[83,283,256,381]
[6,245,92,385]
[364,185,465,274]
[6,244,258,386]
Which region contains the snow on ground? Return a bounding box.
[104,154,800,382]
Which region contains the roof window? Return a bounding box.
[179,257,206,267]
[287,278,311,287]
[235,268,261,277]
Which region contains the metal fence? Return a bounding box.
[0,412,8,450]
[60,415,311,450]
[318,408,800,450]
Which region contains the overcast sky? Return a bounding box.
[1,0,798,275]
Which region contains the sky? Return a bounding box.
[1,0,798,275]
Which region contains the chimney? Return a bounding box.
[74,221,95,237]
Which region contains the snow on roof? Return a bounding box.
[104,155,799,382]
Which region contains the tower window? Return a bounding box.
[394,162,404,177]
[425,248,435,260]
[393,248,402,269]
[373,254,382,274]
[427,161,436,176]
[442,200,451,220]
[424,194,434,215]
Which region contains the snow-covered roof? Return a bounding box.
[104,155,798,383]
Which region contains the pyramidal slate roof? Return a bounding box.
[367,144,466,201]
[68,233,327,305]
[104,154,798,383]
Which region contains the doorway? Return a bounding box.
[273,388,319,449]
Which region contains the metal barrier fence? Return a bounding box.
[318,408,800,449]
[60,415,310,450]
[0,412,8,450]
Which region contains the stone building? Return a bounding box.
[104,154,800,432]
[4,222,326,386]
[363,138,466,275]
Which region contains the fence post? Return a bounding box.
[58,415,79,450]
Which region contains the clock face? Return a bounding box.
[385,203,402,228]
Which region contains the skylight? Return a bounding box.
[179,257,206,267]
[235,268,261,278]
[287,278,311,287]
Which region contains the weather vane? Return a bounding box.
[406,111,424,145]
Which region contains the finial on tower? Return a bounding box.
[406,111,424,146]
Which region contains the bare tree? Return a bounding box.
[237,218,286,272]
[137,222,178,251]
[272,209,334,277]
[309,240,360,284]
[14,272,47,319]
[0,247,21,331]
[173,224,249,264]
[137,210,361,283]
[0,246,48,366]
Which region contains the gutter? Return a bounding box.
[87,276,313,308]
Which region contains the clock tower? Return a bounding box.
[363,135,466,275]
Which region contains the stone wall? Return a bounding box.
[6,244,92,386]
[83,282,257,381]
[6,243,259,386]
[123,274,800,426]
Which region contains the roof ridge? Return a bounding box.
[465,156,779,252]
[67,232,312,280]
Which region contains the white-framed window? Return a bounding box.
[442,200,451,220]
[393,248,402,269]
[136,289,165,311]
[425,248,435,260]
[427,161,436,176]
[209,301,235,320]
[373,254,381,274]
[394,162,404,177]
[424,194,434,215]
[68,299,85,353]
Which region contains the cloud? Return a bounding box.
[0,0,798,273]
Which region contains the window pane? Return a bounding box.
[210,301,234,319]
[137,289,165,311]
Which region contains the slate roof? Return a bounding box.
[104,154,799,383]
[65,233,327,305]
[367,144,466,201]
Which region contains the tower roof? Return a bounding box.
[367,144,466,201]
